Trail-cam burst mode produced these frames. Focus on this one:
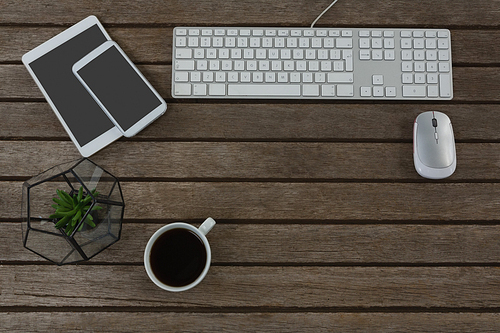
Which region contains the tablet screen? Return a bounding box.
[75,45,162,131]
[29,25,115,146]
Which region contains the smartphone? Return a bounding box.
[72,41,167,137]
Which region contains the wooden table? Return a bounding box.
[2,1,500,331]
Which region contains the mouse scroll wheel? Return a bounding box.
[432,118,438,127]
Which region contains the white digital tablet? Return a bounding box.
[22,16,122,157]
[72,41,167,137]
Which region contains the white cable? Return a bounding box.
[310,0,340,28]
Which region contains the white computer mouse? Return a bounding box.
[413,111,456,179]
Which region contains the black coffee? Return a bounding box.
[149,228,207,287]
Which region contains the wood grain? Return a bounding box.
[2,102,500,141]
[4,181,500,221]
[2,27,499,65]
[2,313,500,333]
[1,141,500,181]
[1,0,498,27]
[1,265,499,308]
[3,223,500,264]
[3,65,500,102]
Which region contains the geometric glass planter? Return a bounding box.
[21,158,125,265]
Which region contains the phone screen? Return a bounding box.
[28,25,115,146]
[75,45,162,131]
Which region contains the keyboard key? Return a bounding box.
[360,87,371,97]
[401,38,412,49]
[401,50,412,60]
[386,87,396,97]
[425,39,437,49]
[438,39,449,49]
[384,50,395,60]
[193,84,207,96]
[402,73,413,84]
[337,85,354,96]
[438,62,450,72]
[209,84,226,95]
[174,72,189,82]
[176,37,187,47]
[303,84,320,96]
[228,84,301,96]
[438,30,449,38]
[174,83,191,95]
[328,73,354,83]
[438,50,450,61]
[343,50,353,71]
[428,85,439,97]
[384,38,395,49]
[373,87,384,97]
[176,28,187,36]
[175,60,195,70]
[372,50,383,60]
[336,38,353,48]
[439,74,452,97]
[359,50,370,60]
[359,38,370,48]
[372,75,384,85]
[175,49,192,59]
[371,38,382,48]
[321,85,335,96]
[403,85,426,97]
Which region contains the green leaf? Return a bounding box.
[65,224,74,236]
[92,205,103,211]
[72,210,82,224]
[55,207,72,213]
[55,214,71,229]
[86,218,96,228]
[50,212,67,219]
[77,187,83,202]
[59,190,74,205]
[53,197,71,209]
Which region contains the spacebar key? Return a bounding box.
[228,84,301,96]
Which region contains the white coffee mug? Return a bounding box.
[144,217,216,292]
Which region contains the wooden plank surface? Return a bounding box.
[3,181,500,221]
[2,313,500,333]
[2,103,500,141]
[1,265,500,308]
[1,0,499,27]
[2,141,500,181]
[3,223,500,264]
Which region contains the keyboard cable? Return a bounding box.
[310,0,340,28]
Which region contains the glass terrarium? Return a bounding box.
[21,158,125,265]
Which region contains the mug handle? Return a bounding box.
[198,217,216,236]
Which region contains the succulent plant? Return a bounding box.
[50,187,102,236]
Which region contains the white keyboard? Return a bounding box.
[172,27,453,100]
